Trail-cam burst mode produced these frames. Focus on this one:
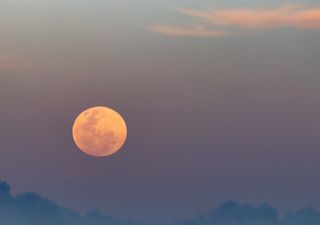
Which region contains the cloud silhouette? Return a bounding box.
[173,200,278,225]
[209,200,278,224]
[1,181,320,225]
[174,200,320,225]
[0,181,141,225]
[284,207,320,225]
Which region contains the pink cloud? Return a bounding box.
[148,25,228,37]
[177,4,320,29]
[0,55,31,72]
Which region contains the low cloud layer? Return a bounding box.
[1,180,320,225]
[148,25,227,37]
[175,200,320,225]
[0,181,142,225]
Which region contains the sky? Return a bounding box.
[1,0,320,223]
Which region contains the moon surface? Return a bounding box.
[72,106,127,157]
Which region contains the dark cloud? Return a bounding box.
[284,207,320,225]
[174,200,320,225]
[209,200,278,224]
[0,181,142,225]
[1,181,320,225]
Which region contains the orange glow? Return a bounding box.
[149,25,228,37]
[177,5,320,29]
[72,107,127,157]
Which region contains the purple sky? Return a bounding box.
[1,0,320,223]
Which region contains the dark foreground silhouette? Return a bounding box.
[0,181,319,225]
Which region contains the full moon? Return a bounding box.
[72,106,127,157]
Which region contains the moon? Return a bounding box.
[72,106,127,157]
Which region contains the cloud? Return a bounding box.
[174,200,279,225]
[0,55,31,72]
[285,207,320,225]
[149,4,320,38]
[174,200,320,225]
[177,4,320,30]
[209,200,278,224]
[148,25,228,37]
[1,180,320,225]
[0,181,143,225]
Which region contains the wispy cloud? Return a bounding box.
[148,4,320,38]
[148,25,228,37]
[177,4,320,30]
[0,55,31,72]
[0,56,18,71]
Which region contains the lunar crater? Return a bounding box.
[72,107,127,157]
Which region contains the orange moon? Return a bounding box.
[72,106,127,157]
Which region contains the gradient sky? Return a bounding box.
[1,0,320,223]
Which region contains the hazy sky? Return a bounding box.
[1,0,320,223]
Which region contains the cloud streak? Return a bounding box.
[0,55,31,72]
[148,25,228,37]
[149,4,320,38]
[177,4,320,30]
